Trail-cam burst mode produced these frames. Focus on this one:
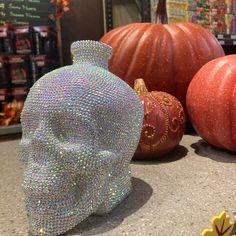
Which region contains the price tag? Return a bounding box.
[40,32,48,37]
[0,95,5,101]
[231,35,236,39]
[0,32,7,37]
[37,61,45,66]
[219,40,225,45]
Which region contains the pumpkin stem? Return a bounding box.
[134,78,149,96]
[155,0,168,24]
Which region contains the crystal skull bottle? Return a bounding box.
[19,40,144,236]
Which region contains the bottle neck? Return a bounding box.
[71,40,112,69]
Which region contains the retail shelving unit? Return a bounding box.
[104,0,151,32]
[216,34,236,45]
[0,124,22,135]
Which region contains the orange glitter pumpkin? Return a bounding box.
[133,79,185,159]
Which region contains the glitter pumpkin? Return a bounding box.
[187,55,236,152]
[133,79,185,159]
[100,22,224,115]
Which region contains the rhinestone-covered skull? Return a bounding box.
[19,40,144,236]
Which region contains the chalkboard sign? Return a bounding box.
[0,0,54,26]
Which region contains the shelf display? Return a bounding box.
[19,40,144,236]
[0,25,59,129]
[1,1,236,235]
[104,0,151,31]
[151,0,236,34]
[0,1,70,132]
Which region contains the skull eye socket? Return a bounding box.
[51,116,95,144]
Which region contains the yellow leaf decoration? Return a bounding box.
[202,211,234,236]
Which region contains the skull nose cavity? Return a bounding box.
[31,123,54,146]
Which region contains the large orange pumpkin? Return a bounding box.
[186,55,236,152]
[100,2,224,116]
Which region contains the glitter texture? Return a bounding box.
[19,40,144,236]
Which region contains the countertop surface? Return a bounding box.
[0,134,236,236]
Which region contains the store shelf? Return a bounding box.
[215,34,236,45]
[0,124,22,135]
[104,0,151,31]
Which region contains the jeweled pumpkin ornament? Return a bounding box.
[100,0,224,117]
[186,55,236,152]
[19,40,144,236]
[133,79,185,159]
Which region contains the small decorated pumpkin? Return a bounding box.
[186,55,236,152]
[133,79,185,159]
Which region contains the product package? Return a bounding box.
[188,0,197,11]
[226,0,236,14]
[8,56,30,87]
[0,56,9,87]
[187,10,197,22]
[0,26,15,55]
[14,26,34,55]
[0,88,10,102]
[11,87,29,101]
[225,13,236,33]
[33,26,57,56]
[30,55,58,85]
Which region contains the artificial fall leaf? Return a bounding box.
[202,211,234,236]
[63,6,70,12]
[0,117,13,126]
[50,0,71,20]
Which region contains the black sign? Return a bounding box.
[0,0,54,26]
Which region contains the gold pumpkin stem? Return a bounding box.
[134,78,149,96]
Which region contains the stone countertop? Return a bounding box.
[0,134,236,236]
